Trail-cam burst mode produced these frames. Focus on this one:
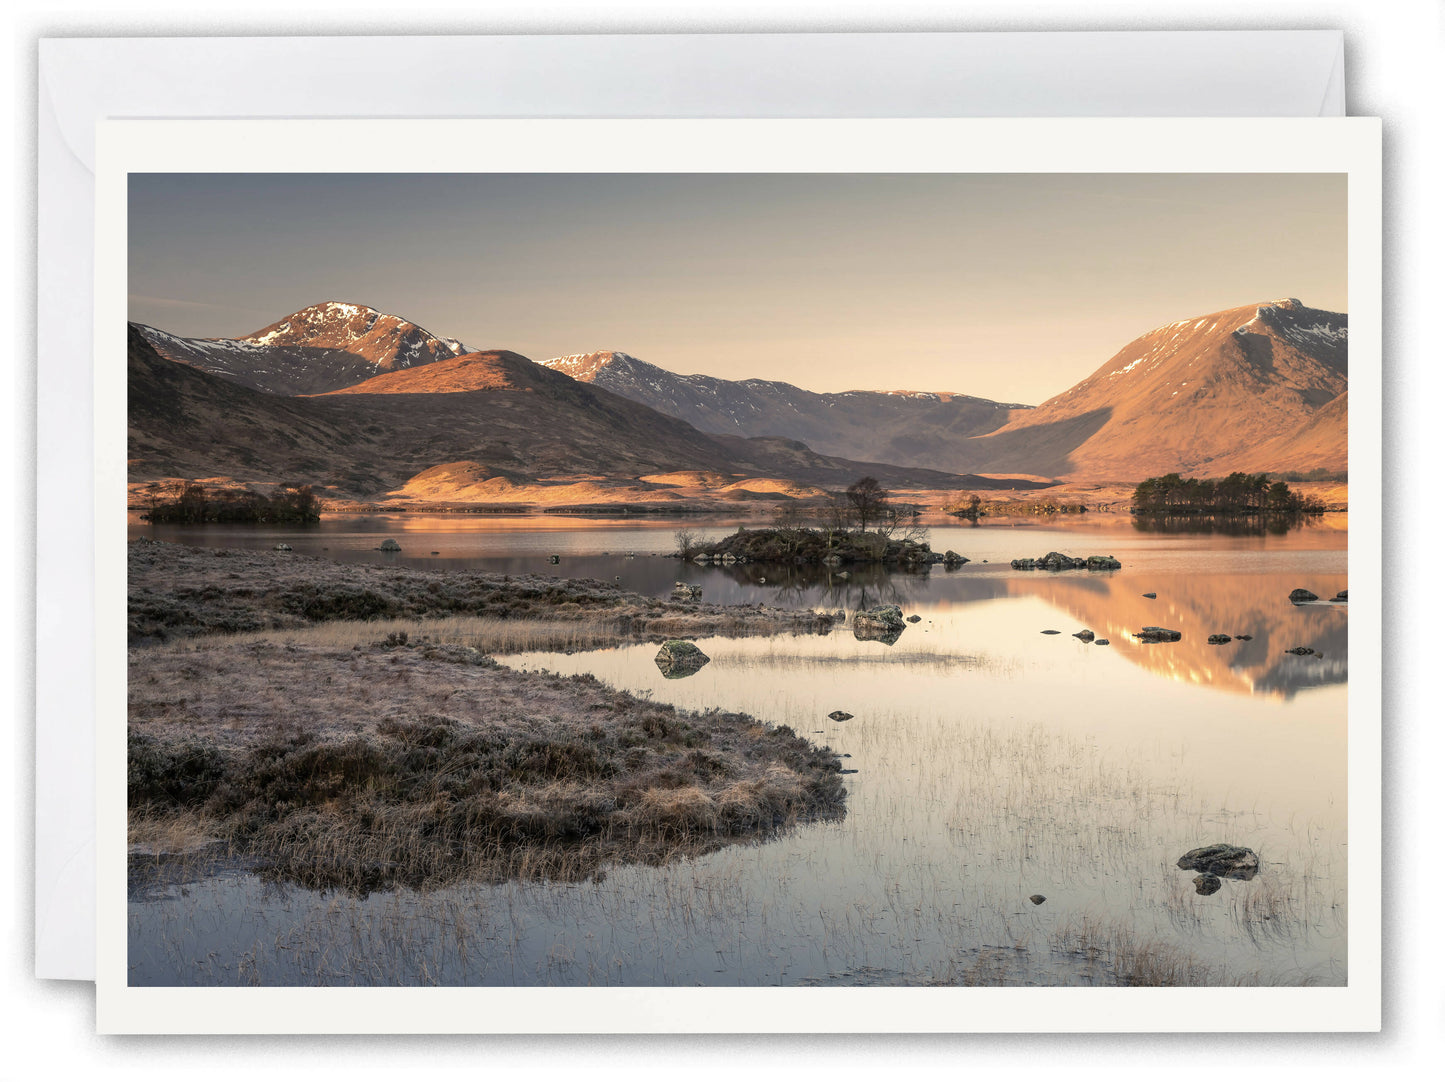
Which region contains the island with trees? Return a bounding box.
[677,477,964,569]
[1130,473,1325,516]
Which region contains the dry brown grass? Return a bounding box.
[128,635,845,893]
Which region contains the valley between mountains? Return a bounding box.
[130,297,1347,511]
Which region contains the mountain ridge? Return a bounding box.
[132,301,475,396]
[127,325,1028,504]
[539,350,1030,472]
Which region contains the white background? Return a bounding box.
[4,0,1440,1075]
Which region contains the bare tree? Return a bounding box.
[673,526,700,559]
[844,476,889,533]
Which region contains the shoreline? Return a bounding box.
[128,541,850,890]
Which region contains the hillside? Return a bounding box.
[128,326,1024,504]
[954,299,1347,480]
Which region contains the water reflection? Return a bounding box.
[1132,514,1322,537]
[129,512,1346,698]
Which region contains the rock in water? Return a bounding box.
[1074,629,1095,642]
[1136,626,1182,643]
[1176,844,1260,880]
[1193,874,1223,896]
[1029,894,1046,906]
[828,710,853,721]
[854,605,906,645]
[273,543,292,552]
[1094,639,1110,646]
[378,538,401,552]
[1040,629,1062,635]
[1142,592,1157,599]
[1286,646,1316,656]
[653,640,711,679]
[1207,634,1232,645]
[1011,551,1121,571]
[1289,588,1319,603]
[1333,590,1348,602]
[906,614,921,623]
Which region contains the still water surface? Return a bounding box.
[128,514,1348,986]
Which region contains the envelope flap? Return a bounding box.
[41,31,1347,175]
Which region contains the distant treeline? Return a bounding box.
[142,483,322,524]
[1132,473,1323,515]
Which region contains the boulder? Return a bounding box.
[1236,634,1253,641]
[854,605,904,632]
[653,640,711,679]
[853,605,905,645]
[547,553,559,564]
[906,614,922,624]
[1028,895,1046,906]
[1094,639,1110,646]
[1040,629,1062,635]
[378,539,401,552]
[1073,629,1095,643]
[1289,588,1319,603]
[1136,626,1182,643]
[1142,592,1157,599]
[1333,590,1348,602]
[942,550,969,567]
[1086,555,1122,570]
[1286,646,1316,656]
[273,543,292,552]
[1176,844,1259,880]
[1193,874,1223,896]
[1207,634,1232,645]
[828,710,853,721]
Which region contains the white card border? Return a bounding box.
[94,116,1382,1034]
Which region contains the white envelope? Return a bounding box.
[35,29,1347,982]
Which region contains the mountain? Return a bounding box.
[540,351,1028,473]
[131,301,475,396]
[952,299,1347,480]
[128,327,1025,503]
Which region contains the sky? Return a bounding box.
[128,173,1347,406]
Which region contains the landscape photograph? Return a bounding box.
[123,170,1351,990]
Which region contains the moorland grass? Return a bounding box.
[129,627,847,893]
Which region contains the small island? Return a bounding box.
[1131,472,1325,516]
[676,477,966,569]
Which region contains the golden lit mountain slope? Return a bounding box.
[959,299,1347,481]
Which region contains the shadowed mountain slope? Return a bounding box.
[540,350,1029,472]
